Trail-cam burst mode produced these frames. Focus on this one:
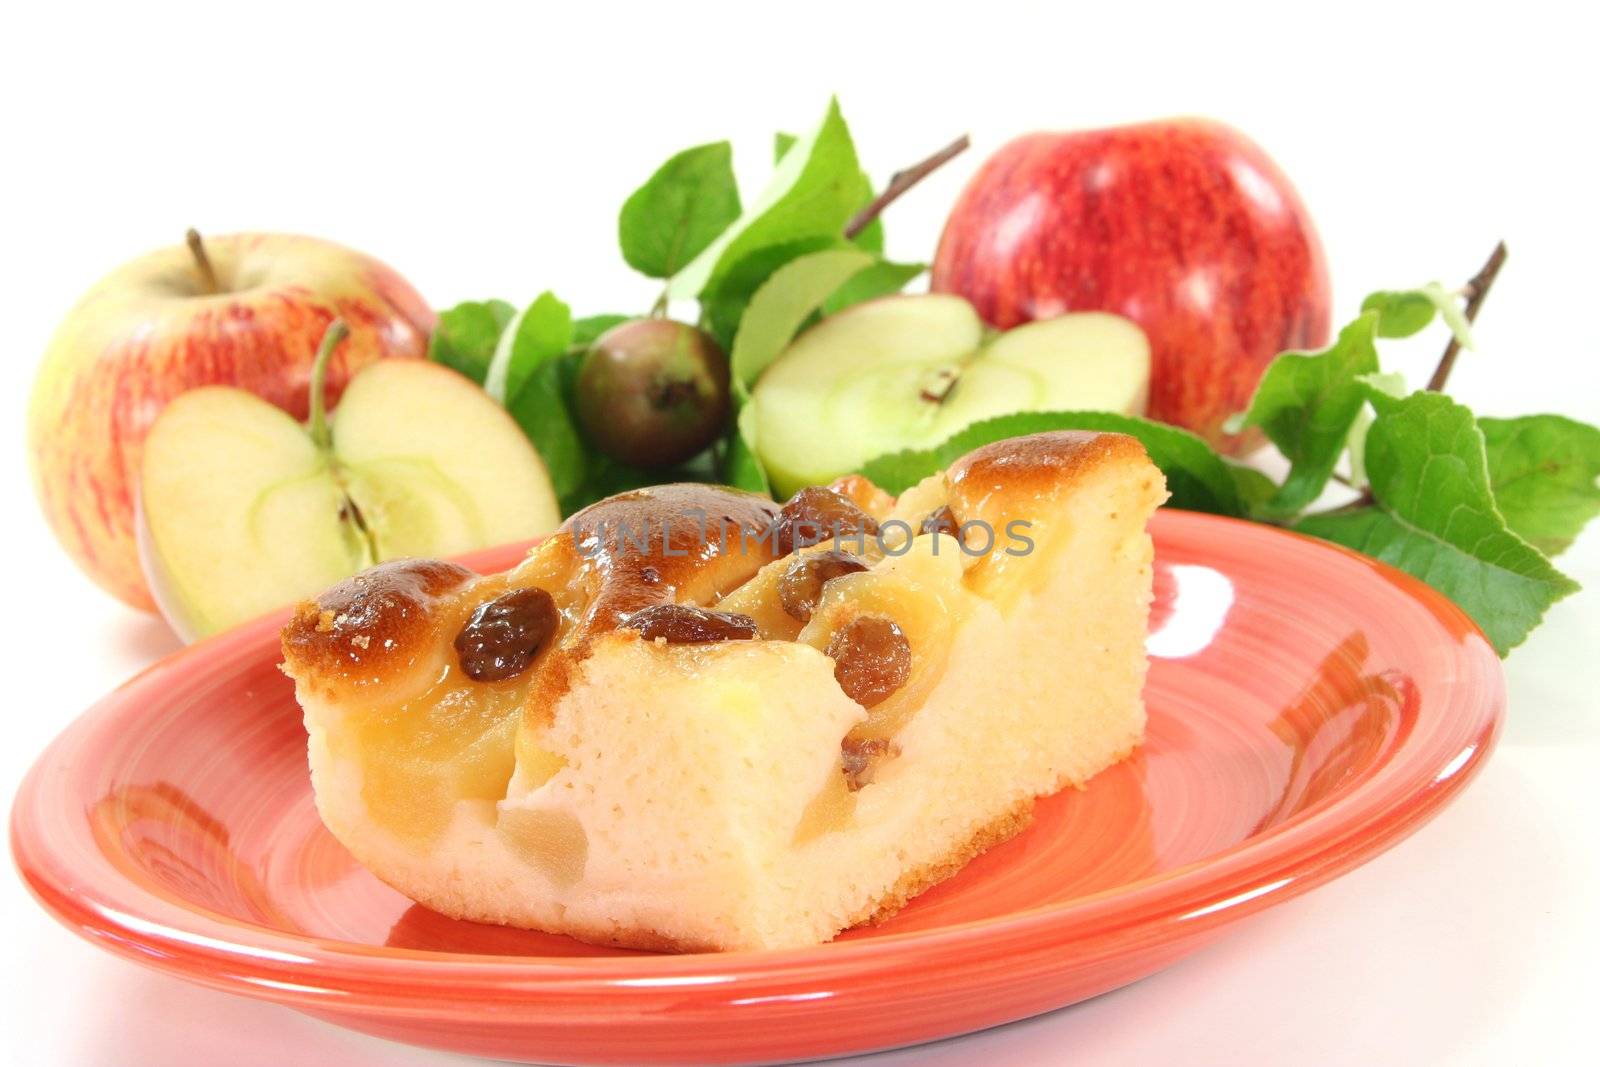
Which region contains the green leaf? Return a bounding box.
[1241,312,1381,517]
[822,259,925,314]
[1480,414,1600,555]
[1346,405,1375,489]
[773,131,796,163]
[483,294,592,505]
[850,216,885,255]
[1361,282,1474,348]
[697,236,847,352]
[505,352,589,504]
[571,314,629,348]
[1435,291,1476,350]
[1361,289,1436,338]
[1358,371,1409,398]
[846,159,886,254]
[729,247,875,398]
[1295,389,1579,655]
[724,404,772,495]
[427,299,515,385]
[1229,465,1281,517]
[1345,372,1407,488]
[858,410,1253,516]
[484,292,573,404]
[668,98,870,301]
[617,142,741,279]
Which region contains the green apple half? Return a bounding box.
[748,294,1151,497]
[138,335,559,641]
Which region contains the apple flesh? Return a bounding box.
[931,118,1330,451]
[748,294,1149,497]
[27,232,433,612]
[138,357,559,641]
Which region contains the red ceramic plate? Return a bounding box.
[11,511,1504,1065]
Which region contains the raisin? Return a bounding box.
[620,603,758,643]
[455,587,559,681]
[841,736,898,791]
[778,550,869,623]
[774,487,879,555]
[920,505,960,539]
[826,616,912,708]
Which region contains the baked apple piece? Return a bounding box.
[281,431,1167,951]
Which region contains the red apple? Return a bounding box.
[932,118,1330,451]
[27,232,434,610]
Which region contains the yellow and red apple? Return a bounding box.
[932,119,1330,452]
[27,232,434,610]
[137,323,560,641]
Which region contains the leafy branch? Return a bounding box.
[426,99,961,511]
[1342,241,1505,512]
[419,99,1598,657]
[861,244,1598,656]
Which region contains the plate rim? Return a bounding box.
[10,509,1506,1006]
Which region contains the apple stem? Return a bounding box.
[185,228,221,295]
[307,319,350,452]
[1425,241,1507,393]
[843,134,971,241]
[650,290,670,318]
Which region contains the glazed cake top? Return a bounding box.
[282,431,1154,704]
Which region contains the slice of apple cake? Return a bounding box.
[281,430,1167,951]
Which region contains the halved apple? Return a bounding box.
[138,330,559,641]
[748,294,1150,496]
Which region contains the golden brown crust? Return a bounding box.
[282,485,780,709]
[281,434,1150,705]
[947,430,1150,514]
[561,484,782,631]
[281,559,474,691]
[827,474,896,521]
[284,435,1144,699]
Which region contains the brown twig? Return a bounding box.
[1425,241,1507,392]
[185,228,220,295]
[842,134,971,240]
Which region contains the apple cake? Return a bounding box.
[281,430,1167,951]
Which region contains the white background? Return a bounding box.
[3,2,1597,1064]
